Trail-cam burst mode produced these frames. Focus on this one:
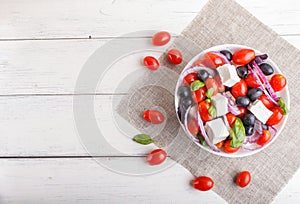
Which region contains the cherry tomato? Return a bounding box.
[226,113,236,128]
[203,52,225,68]
[143,56,160,70]
[216,140,224,148]
[193,176,214,191]
[167,49,182,64]
[232,48,255,65]
[198,101,214,122]
[256,130,271,145]
[143,110,164,124]
[184,73,198,85]
[236,171,251,188]
[259,94,275,109]
[187,117,199,135]
[237,107,247,118]
[215,74,225,92]
[223,140,240,153]
[192,87,207,103]
[270,74,287,92]
[266,107,284,126]
[245,73,261,88]
[146,149,167,165]
[152,31,171,46]
[193,59,203,67]
[231,80,247,98]
[205,78,219,96]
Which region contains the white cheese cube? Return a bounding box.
[211,93,229,117]
[205,118,229,144]
[217,64,240,87]
[248,100,273,124]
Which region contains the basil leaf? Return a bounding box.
[208,105,217,118]
[205,98,211,103]
[132,134,154,145]
[190,80,205,91]
[197,134,209,147]
[278,97,288,115]
[230,118,246,148]
[206,88,215,99]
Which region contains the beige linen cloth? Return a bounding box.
[117,0,300,203]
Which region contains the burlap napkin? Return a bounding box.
[117,0,300,203]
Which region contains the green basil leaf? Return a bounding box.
[208,105,217,118]
[190,80,205,91]
[278,97,288,115]
[132,134,154,145]
[230,118,246,148]
[205,98,211,103]
[206,88,215,99]
[197,134,209,147]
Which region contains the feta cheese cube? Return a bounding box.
[217,64,240,87]
[248,100,273,124]
[205,118,229,144]
[211,93,229,117]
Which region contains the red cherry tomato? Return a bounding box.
[245,73,261,88]
[193,176,214,191]
[256,130,271,146]
[259,94,275,109]
[232,48,255,65]
[266,107,284,126]
[237,107,247,118]
[270,74,287,92]
[146,149,167,165]
[187,117,199,135]
[223,140,240,153]
[143,110,164,124]
[216,140,224,148]
[143,56,160,70]
[184,73,198,85]
[167,49,182,64]
[205,78,219,96]
[152,31,171,46]
[236,171,251,188]
[231,79,247,98]
[198,101,214,122]
[203,52,225,68]
[245,73,262,88]
[193,59,203,67]
[226,113,236,128]
[192,87,207,103]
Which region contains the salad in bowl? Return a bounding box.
[175,44,289,157]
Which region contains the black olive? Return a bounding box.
[259,63,274,76]
[243,113,255,126]
[247,88,263,102]
[178,86,191,98]
[261,123,269,130]
[220,50,232,61]
[225,86,231,92]
[236,66,248,79]
[245,125,254,136]
[236,96,250,107]
[181,97,194,109]
[197,70,209,82]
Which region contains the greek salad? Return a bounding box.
[176,46,288,154]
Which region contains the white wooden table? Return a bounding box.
[1,0,300,203]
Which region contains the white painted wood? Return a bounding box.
[0,157,299,204]
[1,0,300,39]
[0,0,300,203]
[1,36,300,95]
[0,95,161,156]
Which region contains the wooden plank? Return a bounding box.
[1,0,300,40]
[0,94,161,156]
[1,36,300,95]
[0,157,299,203]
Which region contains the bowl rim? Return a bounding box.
[174,44,290,158]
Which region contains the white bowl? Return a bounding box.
[175,44,290,158]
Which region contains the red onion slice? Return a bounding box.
[211,51,232,64]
